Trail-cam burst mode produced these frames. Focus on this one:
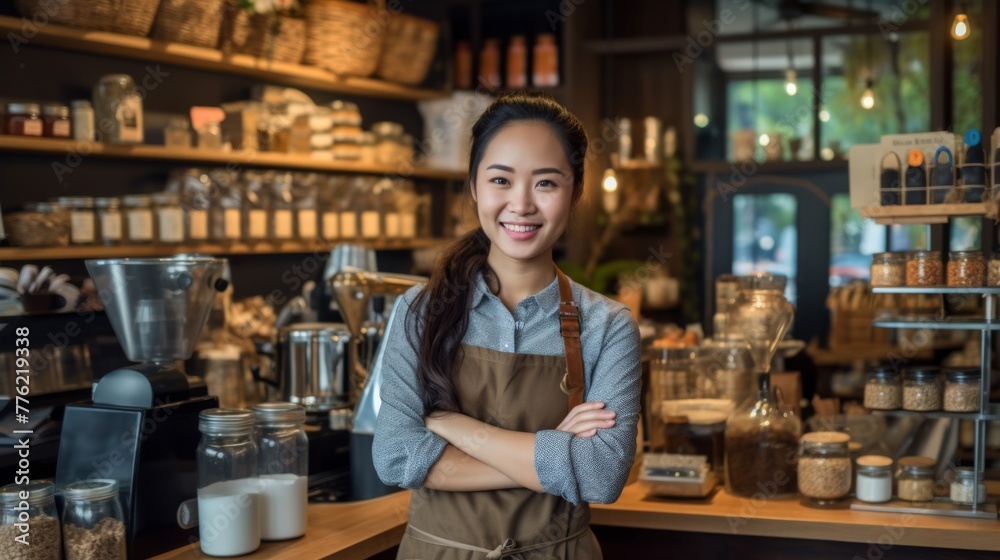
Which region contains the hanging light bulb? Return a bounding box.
[601,168,619,214]
[861,80,875,110]
[951,13,970,40]
[758,133,771,147]
[784,68,797,96]
[601,168,618,192]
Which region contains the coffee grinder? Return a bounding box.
[56,257,228,559]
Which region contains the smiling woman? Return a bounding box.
[372,92,642,560]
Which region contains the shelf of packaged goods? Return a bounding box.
[872,317,1000,330]
[871,405,1000,422]
[0,16,449,102]
[872,286,1000,295]
[0,136,467,180]
[0,238,448,261]
[858,203,991,225]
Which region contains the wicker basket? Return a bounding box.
[14,0,161,36]
[304,0,387,77]
[376,13,439,85]
[151,0,226,47]
[6,211,70,247]
[219,9,306,63]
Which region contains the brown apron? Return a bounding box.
[397,270,600,560]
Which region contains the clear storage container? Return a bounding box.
[797,431,852,507]
[903,367,942,411]
[950,467,987,505]
[153,192,185,244]
[123,195,154,244]
[93,74,143,144]
[58,196,96,245]
[243,172,271,242]
[95,197,123,246]
[944,368,981,412]
[897,456,936,501]
[870,252,905,287]
[905,251,943,287]
[989,254,1000,286]
[855,456,893,503]
[250,403,309,541]
[0,481,61,560]
[946,251,985,287]
[864,367,902,410]
[61,480,127,560]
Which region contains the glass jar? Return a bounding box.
[270,173,295,241]
[855,455,893,503]
[152,192,185,244]
[372,121,405,165]
[5,202,70,247]
[211,172,243,242]
[864,366,902,410]
[57,196,96,245]
[394,179,418,240]
[178,169,211,242]
[196,409,261,557]
[533,33,559,87]
[378,179,401,239]
[648,347,696,452]
[293,174,319,240]
[4,103,43,136]
[694,340,753,405]
[903,367,942,411]
[905,251,943,287]
[122,195,154,244]
[950,467,987,505]
[797,431,852,506]
[320,176,345,241]
[947,251,985,287]
[243,171,271,242]
[164,118,192,148]
[95,197,123,246]
[93,74,143,144]
[250,403,309,541]
[61,479,127,560]
[71,100,95,142]
[358,131,377,165]
[0,481,61,560]
[870,252,905,287]
[989,254,1000,286]
[897,456,936,501]
[42,104,71,138]
[944,368,981,412]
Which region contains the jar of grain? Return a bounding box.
[797,431,852,507]
[946,251,985,287]
[950,467,987,505]
[0,481,61,560]
[870,252,905,287]
[864,367,902,410]
[61,480,127,560]
[855,455,893,503]
[896,456,936,501]
[903,367,942,411]
[989,254,1000,286]
[906,251,943,286]
[943,368,981,412]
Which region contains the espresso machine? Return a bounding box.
[55,257,227,559]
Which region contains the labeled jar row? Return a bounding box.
[864,366,981,412]
[857,456,986,505]
[871,251,995,287]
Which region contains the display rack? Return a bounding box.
[858,203,990,225]
[850,286,1000,519]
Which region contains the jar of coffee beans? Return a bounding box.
[906,251,943,286]
[946,251,985,287]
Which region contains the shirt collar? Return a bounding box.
[471,271,563,316]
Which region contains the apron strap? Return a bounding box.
[555,266,585,410]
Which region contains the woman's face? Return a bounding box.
[472,121,577,265]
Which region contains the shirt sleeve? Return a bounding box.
[533,307,641,505]
[371,287,449,489]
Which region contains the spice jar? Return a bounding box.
[4,103,43,136]
[41,105,71,138]
[950,467,987,505]
[864,367,902,410]
[71,100,95,142]
[57,197,96,245]
[797,431,852,506]
[906,251,943,286]
[947,251,985,287]
[903,367,942,411]
[152,192,185,244]
[943,368,981,412]
[61,479,127,560]
[123,195,154,244]
[870,252,905,287]
[855,455,893,503]
[164,118,192,148]
[93,74,143,144]
[250,403,309,541]
[197,409,261,557]
[95,197,123,246]
[0,481,61,560]
[897,456,936,501]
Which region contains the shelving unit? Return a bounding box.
[858,203,991,225]
[851,286,1000,519]
[0,16,448,101]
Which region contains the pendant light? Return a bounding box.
[860,0,875,110]
[951,1,970,40]
[784,22,797,96]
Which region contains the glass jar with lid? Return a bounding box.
[870,252,905,287]
[797,431,852,507]
[647,347,696,452]
[164,118,192,148]
[950,467,987,505]
[897,456,936,501]
[378,179,401,239]
[319,176,345,241]
[250,403,309,541]
[210,170,243,243]
[122,195,154,244]
[905,251,943,286]
[0,481,61,560]
[943,368,981,412]
[57,197,96,245]
[4,103,43,136]
[243,171,271,242]
[864,366,902,410]
[947,251,985,287]
[93,74,143,144]
[989,253,1000,286]
[176,169,211,242]
[293,173,319,240]
[270,172,295,241]
[152,192,185,244]
[42,104,71,138]
[358,131,377,165]
[360,178,382,240]
[395,179,419,239]
[855,455,893,503]
[902,367,942,411]
[197,409,261,557]
[71,100,95,142]
[338,178,363,240]
[61,479,127,560]
[372,121,405,165]
[95,197,123,246]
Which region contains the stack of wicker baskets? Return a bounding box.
[376,11,439,84]
[151,0,227,47]
[14,0,161,36]
[219,8,307,63]
[304,0,387,77]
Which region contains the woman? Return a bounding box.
[373,92,641,559]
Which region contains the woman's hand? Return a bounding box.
[556,401,616,438]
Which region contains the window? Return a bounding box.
[889,224,930,251]
[951,217,983,251]
[953,0,983,133]
[732,193,798,303]
[829,194,885,287]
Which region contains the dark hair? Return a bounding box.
[407,91,588,413]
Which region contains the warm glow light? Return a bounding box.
[759,133,770,147]
[694,113,709,128]
[759,236,775,251]
[819,109,831,122]
[820,147,835,161]
[861,84,875,110]
[784,69,797,96]
[602,168,618,192]
[951,13,970,40]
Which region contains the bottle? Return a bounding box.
[153,192,185,244]
[71,100,95,142]
[271,172,295,241]
[479,38,501,90]
[61,480,127,560]
[379,179,401,239]
[339,178,362,240]
[123,195,154,244]
[455,40,473,89]
[361,178,383,239]
[164,118,192,148]
[321,176,344,242]
[294,173,319,240]
[95,197,123,246]
[243,171,271,242]
[533,34,559,87]
[57,197,96,245]
[506,35,528,88]
[250,403,309,541]
[93,74,143,144]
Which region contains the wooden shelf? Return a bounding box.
[0,136,467,180]
[0,239,448,261]
[859,203,990,225]
[0,16,449,102]
[688,159,848,174]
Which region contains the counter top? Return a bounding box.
[590,482,1000,552]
